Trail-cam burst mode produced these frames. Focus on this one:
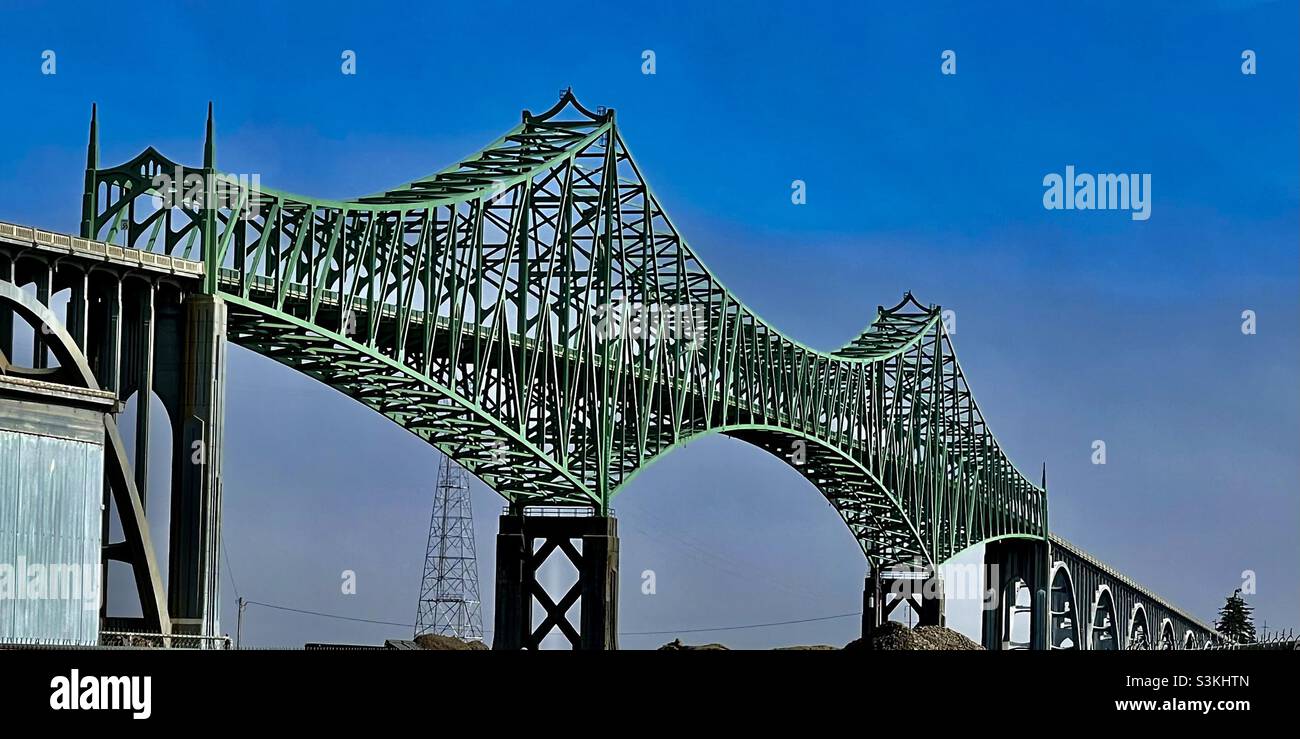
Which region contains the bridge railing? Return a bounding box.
[1198,630,1298,650]
[0,221,204,278]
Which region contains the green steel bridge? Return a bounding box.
[0,92,1216,649]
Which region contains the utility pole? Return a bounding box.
[414,455,484,640]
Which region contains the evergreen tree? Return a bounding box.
[1214,589,1256,644]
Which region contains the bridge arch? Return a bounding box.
[223,298,595,507]
[1159,618,1176,650]
[999,576,1034,649]
[1089,585,1120,650]
[1,278,69,376]
[1127,602,1150,650]
[1049,562,1080,649]
[614,423,933,566]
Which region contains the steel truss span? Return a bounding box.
[1,93,1218,648]
[78,91,1045,569]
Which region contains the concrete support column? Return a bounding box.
[0,302,10,359]
[863,560,943,640]
[132,284,155,506]
[167,294,227,640]
[30,267,51,368]
[492,511,620,650]
[981,578,1003,650]
[1032,586,1048,651]
[94,277,124,626]
[96,279,123,396]
[861,567,883,645]
[919,574,946,627]
[492,516,528,651]
[579,517,618,651]
[0,256,13,359]
[65,271,89,351]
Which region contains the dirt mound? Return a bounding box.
[774,644,837,650]
[658,639,729,650]
[843,621,984,651]
[414,634,490,650]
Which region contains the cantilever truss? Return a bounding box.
[81,92,1045,568]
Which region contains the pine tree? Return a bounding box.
[1214,589,1256,644]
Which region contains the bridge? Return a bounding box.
[0,92,1217,649]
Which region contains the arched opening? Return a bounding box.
[1160,619,1176,650]
[114,389,174,577]
[678,425,929,567]
[1090,586,1119,650]
[1128,603,1149,650]
[1003,577,1032,649]
[1183,631,1197,650]
[611,432,875,649]
[2,255,81,371]
[0,280,74,377]
[1049,564,1079,649]
[43,285,71,369]
[3,280,39,367]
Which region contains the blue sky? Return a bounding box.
[0,0,1296,647]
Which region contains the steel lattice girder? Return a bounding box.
[84,92,1046,568]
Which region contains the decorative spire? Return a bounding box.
[203,101,216,169]
[86,103,98,169]
[1041,462,1047,490]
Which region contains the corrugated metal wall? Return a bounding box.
[0,429,103,645]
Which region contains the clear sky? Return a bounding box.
[0,0,1295,648]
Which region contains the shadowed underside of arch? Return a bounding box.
[83,92,1045,567]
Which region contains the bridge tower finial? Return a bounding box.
[201,101,218,293]
[81,103,100,239]
[86,103,98,170]
[1041,462,1047,490]
[203,101,216,169]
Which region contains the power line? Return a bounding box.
[221,539,241,600]
[617,494,832,605]
[241,598,862,637]
[245,600,414,629]
[621,611,860,636]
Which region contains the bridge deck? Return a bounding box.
[0,221,203,280]
[1050,533,1216,635]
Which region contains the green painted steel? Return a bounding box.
[81,92,1046,568]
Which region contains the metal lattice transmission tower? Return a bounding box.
[415,454,484,640]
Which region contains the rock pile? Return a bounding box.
[657,623,981,651]
[413,634,490,650]
[913,625,982,650]
[843,621,983,650]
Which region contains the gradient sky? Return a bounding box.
[0,0,1295,648]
